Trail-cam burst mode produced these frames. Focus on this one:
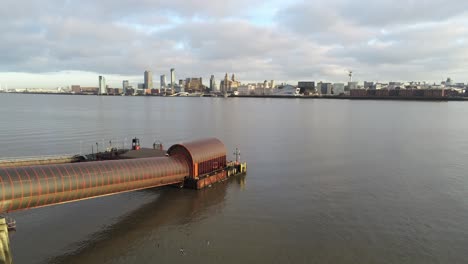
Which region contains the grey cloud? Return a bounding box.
[331,20,468,65]
[277,1,374,45]
[163,20,295,60]
[338,0,468,27]
[0,0,468,84]
[275,0,468,81]
[59,0,269,20]
[280,0,468,30]
[277,0,468,45]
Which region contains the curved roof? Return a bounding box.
[167,138,227,164]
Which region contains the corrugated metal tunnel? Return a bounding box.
[0,138,227,213]
[0,156,188,213]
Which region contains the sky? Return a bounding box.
[0,0,468,88]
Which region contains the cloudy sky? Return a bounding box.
[1,0,467,88]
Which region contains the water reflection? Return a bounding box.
[47,175,246,264]
[236,174,246,190]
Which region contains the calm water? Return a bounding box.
[1,94,468,263]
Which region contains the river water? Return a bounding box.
[1,94,468,263]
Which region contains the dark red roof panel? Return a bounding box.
[167,138,226,164]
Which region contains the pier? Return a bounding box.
[0,138,246,262]
[0,138,246,213]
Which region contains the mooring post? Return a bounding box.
[0,218,12,264]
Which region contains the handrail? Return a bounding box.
[0,154,76,162]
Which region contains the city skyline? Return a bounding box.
[1,0,468,88]
[1,68,466,90]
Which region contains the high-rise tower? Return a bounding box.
[210,75,216,92]
[170,68,175,90]
[122,80,129,95]
[160,75,167,89]
[99,76,106,95]
[223,73,229,93]
[144,70,153,89]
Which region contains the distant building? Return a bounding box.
[71,85,81,94]
[138,83,145,89]
[254,86,274,95]
[210,75,217,92]
[220,73,241,93]
[177,79,185,92]
[160,75,167,89]
[347,82,358,91]
[122,80,129,95]
[185,78,204,93]
[135,89,145,95]
[170,68,175,90]
[445,77,453,86]
[364,81,374,89]
[319,82,333,95]
[270,80,276,89]
[272,85,301,96]
[298,81,315,94]
[99,76,106,95]
[81,87,99,95]
[237,84,255,95]
[388,82,402,89]
[107,88,123,95]
[375,83,385,90]
[333,83,345,95]
[144,70,153,89]
[125,87,135,96]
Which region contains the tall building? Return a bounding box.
[270,80,276,89]
[210,75,217,92]
[298,81,315,94]
[170,68,175,90]
[122,80,129,95]
[333,83,345,95]
[99,76,106,95]
[160,75,167,89]
[144,70,153,89]
[318,82,333,95]
[185,78,204,93]
[220,73,240,93]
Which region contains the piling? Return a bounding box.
[0,218,12,264]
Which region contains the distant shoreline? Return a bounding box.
[1,92,467,101]
[232,95,468,101]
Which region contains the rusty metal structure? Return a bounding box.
[167,138,227,177]
[0,138,245,214]
[0,156,188,213]
[0,138,247,264]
